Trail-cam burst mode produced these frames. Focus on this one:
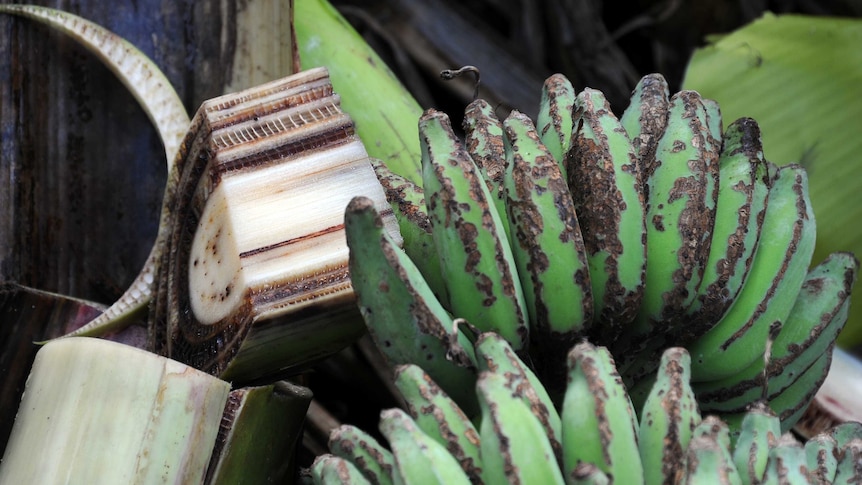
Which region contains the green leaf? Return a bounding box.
[683,13,862,347]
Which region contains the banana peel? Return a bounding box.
[682,13,862,348]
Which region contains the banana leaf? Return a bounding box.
[682,13,862,347]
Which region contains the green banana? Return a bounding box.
[804,432,838,484]
[687,163,817,382]
[462,98,509,237]
[378,408,471,485]
[732,401,780,485]
[679,416,742,485]
[370,159,449,307]
[702,98,724,147]
[344,196,477,412]
[637,90,720,333]
[295,0,422,183]
[832,438,862,484]
[0,5,190,339]
[684,118,770,337]
[830,421,862,449]
[561,341,643,484]
[569,463,611,485]
[638,347,702,485]
[765,350,834,434]
[420,109,528,350]
[393,364,482,482]
[329,425,397,485]
[502,110,593,389]
[693,252,857,413]
[620,73,670,182]
[310,455,373,485]
[473,332,562,460]
[536,73,577,170]
[476,370,565,485]
[564,88,646,343]
[759,435,810,485]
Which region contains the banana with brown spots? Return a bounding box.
[501,110,593,393]
[344,196,478,413]
[637,347,702,485]
[686,164,816,382]
[564,88,647,346]
[370,159,450,308]
[309,454,376,485]
[682,118,771,340]
[536,73,578,174]
[421,109,529,351]
[476,370,566,484]
[379,409,472,485]
[633,90,721,342]
[678,417,743,484]
[620,73,671,184]
[731,402,781,485]
[561,341,644,484]
[393,364,483,483]
[462,99,510,238]
[693,252,857,415]
[328,424,398,485]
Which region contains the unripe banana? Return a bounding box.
[620,73,670,182]
[701,98,724,147]
[765,350,834,434]
[536,73,577,170]
[637,90,720,333]
[463,98,509,236]
[687,163,816,382]
[561,342,643,484]
[732,401,780,485]
[420,109,529,350]
[829,421,862,449]
[310,454,374,485]
[344,196,477,412]
[804,432,838,484]
[569,463,611,485]
[476,370,565,485]
[379,408,472,485]
[694,252,857,413]
[638,347,702,485]
[393,364,482,482]
[565,88,647,343]
[684,118,770,337]
[474,332,563,461]
[329,425,397,485]
[759,434,810,485]
[370,159,449,307]
[832,438,862,484]
[679,416,742,485]
[502,110,593,391]
[295,0,423,183]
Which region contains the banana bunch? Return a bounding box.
[305,342,862,484]
[344,71,859,429]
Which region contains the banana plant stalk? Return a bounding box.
[0,337,313,484]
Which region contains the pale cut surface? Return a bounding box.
[153,67,400,379]
[0,337,230,484]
